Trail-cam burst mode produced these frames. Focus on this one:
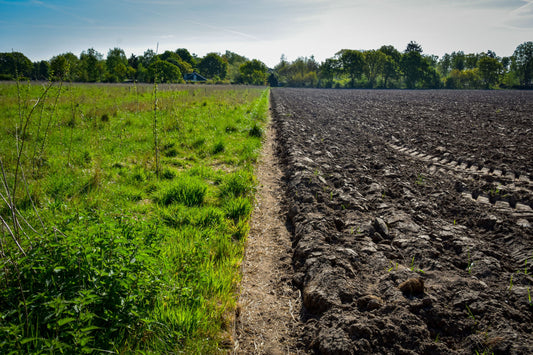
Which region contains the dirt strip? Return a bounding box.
[233,113,305,354]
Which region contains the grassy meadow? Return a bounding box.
[0,81,269,353]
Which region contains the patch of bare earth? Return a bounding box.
[233,116,305,354]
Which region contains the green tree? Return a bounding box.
[382,56,399,88]
[239,59,268,85]
[337,49,365,87]
[420,63,441,89]
[379,45,401,62]
[478,56,503,88]
[401,50,424,88]
[319,58,339,88]
[80,48,104,82]
[406,41,423,53]
[400,42,440,89]
[465,53,479,69]
[149,60,182,83]
[277,56,320,87]
[445,68,481,89]
[141,49,157,68]
[303,71,318,87]
[0,52,33,79]
[501,56,511,72]
[438,53,452,76]
[176,48,195,66]
[451,51,466,71]
[274,55,290,86]
[224,50,249,83]
[31,60,50,80]
[64,52,80,81]
[50,53,78,81]
[160,50,192,78]
[364,50,386,88]
[198,53,227,80]
[136,63,149,82]
[128,54,139,70]
[379,45,401,88]
[106,47,129,82]
[267,72,279,87]
[512,41,533,86]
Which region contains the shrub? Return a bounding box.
[0,215,163,353]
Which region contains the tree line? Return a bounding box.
[273,41,533,89]
[1,41,532,89]
[0,47,267,85]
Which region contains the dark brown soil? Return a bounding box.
[271,88,533,355]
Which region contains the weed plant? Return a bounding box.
[0,82,269,353]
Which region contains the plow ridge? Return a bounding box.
[269,88,533,355]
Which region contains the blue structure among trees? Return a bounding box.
[183,71,207,82]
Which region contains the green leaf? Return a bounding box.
[57,317,76,326]
[53,266,66,273]
[80,325,99,332]
[20,337,38,345]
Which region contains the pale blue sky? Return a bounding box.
[1,0,532,66]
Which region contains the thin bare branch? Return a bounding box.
[20,163,45,232]
[0,215,25,256]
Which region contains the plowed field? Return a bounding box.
[270,88,533,354]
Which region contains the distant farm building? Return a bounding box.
[184,71,207,82]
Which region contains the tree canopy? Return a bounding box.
[0,52,32,79]
[512,41,533,86]
[239,59,268,85]
[198,53,227,80]
[1,41,531,89]
[337,49,365,88]
[149,60,182,83]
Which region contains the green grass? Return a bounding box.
[0,82,269,353]
[155,175,208,207]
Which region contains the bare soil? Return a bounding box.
[234,118,304,354]
[268,88,533,355]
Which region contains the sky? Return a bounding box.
[1,0,532,67]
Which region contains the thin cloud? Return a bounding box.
[505,0,533,28]
[188,20,260,41]
[29,0,96,24]
[122,0,183,4]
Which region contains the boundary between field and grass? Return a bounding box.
[233,92,302,354]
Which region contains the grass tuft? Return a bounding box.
[219,171,255,198]
[156,175,207,207]
[224,196,253,221]
[211,141,225,155]
[249,123,263,138]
